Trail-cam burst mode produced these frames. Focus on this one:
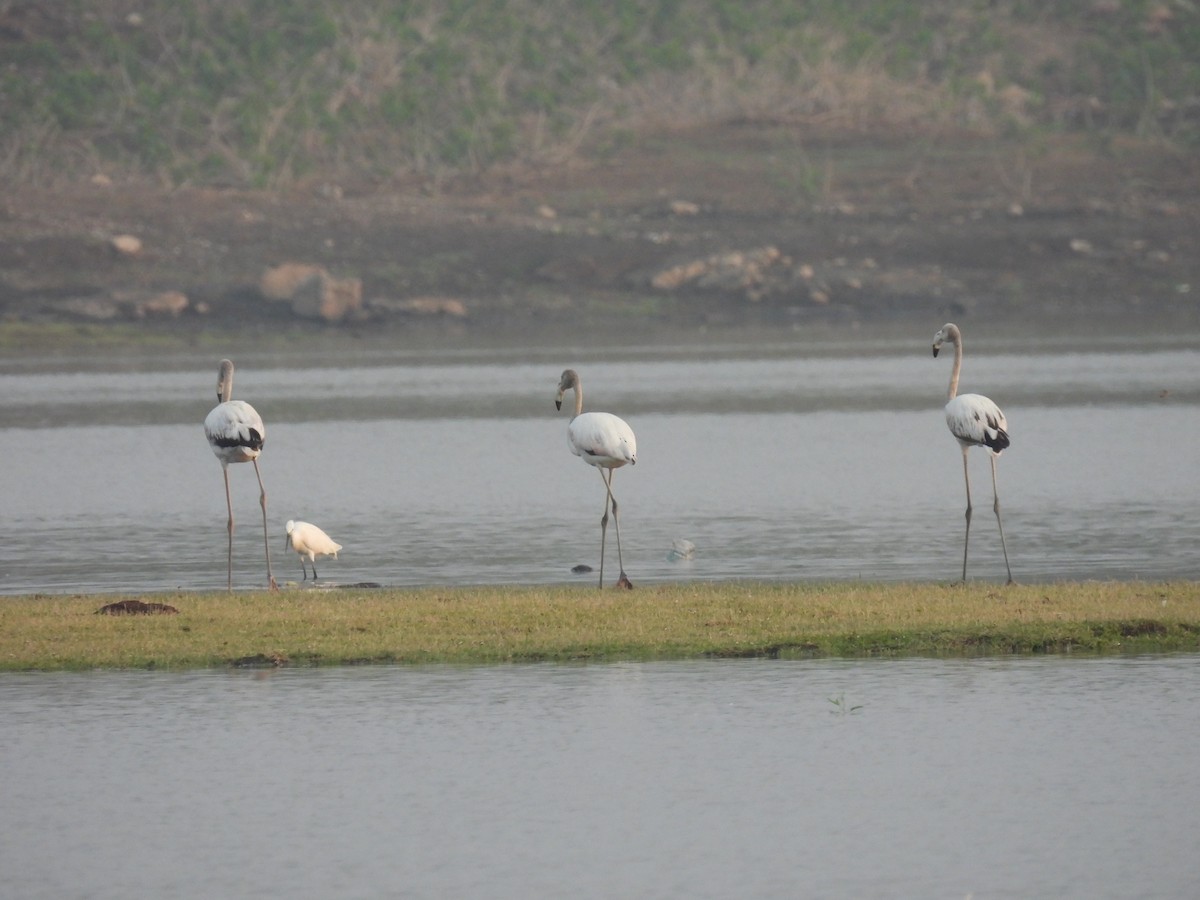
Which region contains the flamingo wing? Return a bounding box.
[205,400,266,461]
[945,393,1009,453]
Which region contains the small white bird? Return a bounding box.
[204,359,277,591]
[556,369,637,589]
[284,520,343,581]
[932,323,1014,584]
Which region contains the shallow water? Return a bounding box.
[2,656,1198,898]
[0,331,1197,592]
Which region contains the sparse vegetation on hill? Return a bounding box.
[2,0,1198,188]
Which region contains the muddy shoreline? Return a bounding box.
[1,127,1197,349]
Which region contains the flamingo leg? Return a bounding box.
[311,558,320,580]
[960,446,973,583]
[252,459,278,591]
[596,468,610,588]
[608,475,628,584]
[601,468,632,589]
[990,454,1014,585]
[222,466,235,591]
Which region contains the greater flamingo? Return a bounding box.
[932,323,1014,584]
[556,369,637,589]
[285,520,343,581]
[204,359,277,591]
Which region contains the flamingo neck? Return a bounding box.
[217,360,235,403]
[947,335,962,402]
[571,385,583,418]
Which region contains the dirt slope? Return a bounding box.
[1,125,1196,345]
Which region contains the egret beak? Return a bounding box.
[284,533,292,551]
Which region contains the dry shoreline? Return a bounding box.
[2,129,1197,346]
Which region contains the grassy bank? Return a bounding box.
[2,581,1198,671]
[3,0,1197,187]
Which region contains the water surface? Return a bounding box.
[2,656,1197,898]
[0,332,1197,592]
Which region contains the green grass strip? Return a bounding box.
[3,581,1198,671]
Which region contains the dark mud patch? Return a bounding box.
[96,599,180,615]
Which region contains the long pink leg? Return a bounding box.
[989,454,1014,584]
[252,459,278,591]
[222,467,234,590]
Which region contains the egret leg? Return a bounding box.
[960,446,973,583]
[222,467,235,591]
[253,460,278,591]
[990,455,1014,585]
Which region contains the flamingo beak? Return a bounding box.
[932,344,940,358]
[555,390,564,411]
[284,533,292,551]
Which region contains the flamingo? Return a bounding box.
[285,520,343,581]
[204,359,277,591]
[932,323,1014,584]
[556,369,637,589]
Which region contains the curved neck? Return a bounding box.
[217,360,235,404]
[556,369,586,418]
[947,334,962,401]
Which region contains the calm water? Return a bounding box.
[0,330,1198,592]
[2,656,1198,898]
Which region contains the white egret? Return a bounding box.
[285,520,343,581]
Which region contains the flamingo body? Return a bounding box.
[204,399,266,465]
[285,520,343,581]
[567,411,637,469]
[945,393,1009,454]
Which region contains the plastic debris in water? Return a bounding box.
[667,539,696,561]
